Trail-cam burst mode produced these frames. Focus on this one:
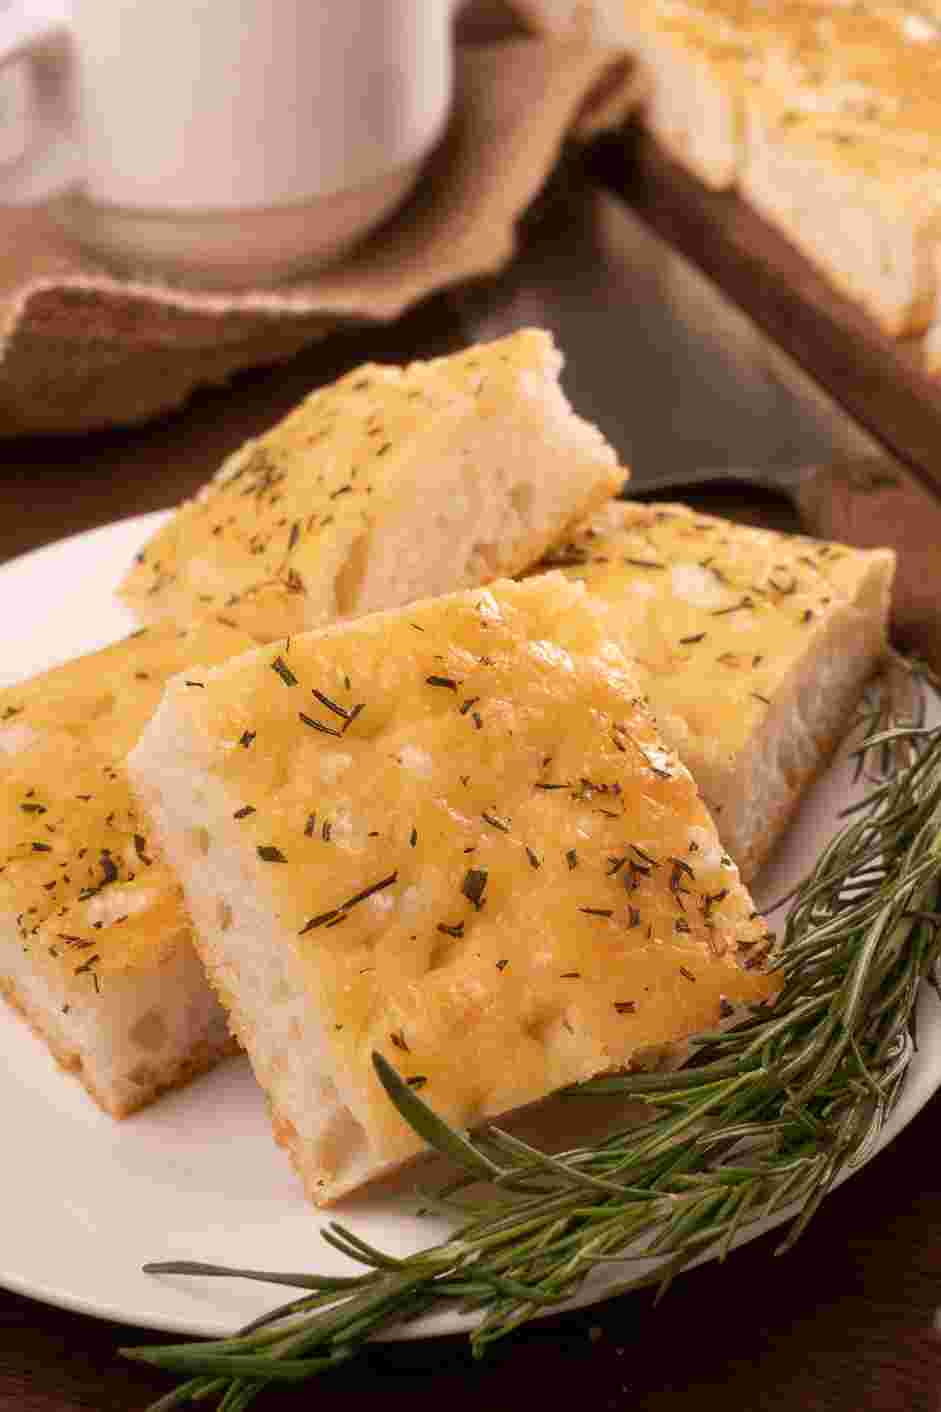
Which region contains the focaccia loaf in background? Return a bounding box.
[119,330,623,642]
[536,501,894,880]
[618,2,941,337]
[128,573,776,1205]
[740,6,941,338]
[0,618,255,1116]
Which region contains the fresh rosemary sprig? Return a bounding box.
[124,663,941,1412]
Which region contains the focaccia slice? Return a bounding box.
[0,618,255,1116]
[615,1,941,335]
[537,502,894,880]
[119,330,622,642]
[128,573,775,1205]
[740,7,941,338]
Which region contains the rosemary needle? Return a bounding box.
[125,662,941,1410]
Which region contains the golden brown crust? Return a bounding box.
[0,618,254,992]
[130,573,777,1201]
[118,330,622,641]
[534,501,893,879]
[0,618,255,763]
[0,617,255,1115]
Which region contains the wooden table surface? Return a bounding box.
[3,169,941,1412]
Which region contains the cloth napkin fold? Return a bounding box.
[0,8,638,435]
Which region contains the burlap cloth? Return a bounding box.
[0,7,638,436]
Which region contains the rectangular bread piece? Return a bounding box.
[128,573,776,1205]
[615,1,941,335]
[739,5,941,338]
[119,329,623,642]
[536,501,894,881]
[0,618,256,1116]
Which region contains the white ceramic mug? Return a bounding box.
[0,0,458,286]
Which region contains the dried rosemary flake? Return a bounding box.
[482,811,511,834]
[233,806,256,821]
[701,888,729,922]
[299,908,340,933]
[679,632,707,645]
[271,656,299,687]
[579,907,613,919]
[679,965,696,980]
[711,596,755,617]
[299,712,342,738]
[133,834,153,865]
[343,703,365,733]
[495,958,509,971]
[437,921,465,939]
[238,730,256,748]
[526,847,541,870]
[257,845,287,864]
[312,689,349,720]
[409,828,418,848]
[341,872,399,911]
[426,675,459,692]
[566,849,578,870]
[461,868,488,911]
[613,1000,637,1015]
[460,697,481,716]
[298,871,398,935]
[390,1030,410,1052]
[406,1076,428,1090]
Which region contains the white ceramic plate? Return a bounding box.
[2,512,939,1339]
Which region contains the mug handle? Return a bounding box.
[0,0,78,203]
